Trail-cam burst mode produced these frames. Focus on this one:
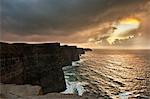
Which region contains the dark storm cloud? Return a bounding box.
[1,0,107,35]
[1,0,149,36]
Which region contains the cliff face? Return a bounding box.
[0,42,85,94]
[60,45,81,66]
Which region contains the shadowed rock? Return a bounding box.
[77,48,85,55]
[83,48,92,52]
[0,42,85,94]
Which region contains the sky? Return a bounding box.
[1,0,150,48]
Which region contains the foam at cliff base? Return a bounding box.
[72,59,86,66]
[62,80,88,96]
[63,61,79,70]
[62,61,88,96]
[63,59,86,70]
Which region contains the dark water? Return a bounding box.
[63,49,150,99]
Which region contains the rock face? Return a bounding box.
[60,45,80,66]
[0,42,85,94]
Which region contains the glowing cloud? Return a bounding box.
[119,17,140,25]
[107,17,141,44]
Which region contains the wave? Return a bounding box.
[62,61,87,96]
[62,80,88,96]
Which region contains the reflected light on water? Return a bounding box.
[78,49,150,98]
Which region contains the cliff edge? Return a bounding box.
[0,42,86,94]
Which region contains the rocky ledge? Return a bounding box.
[0,42,91,94]
[0,83,97,99]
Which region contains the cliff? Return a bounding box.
[0,42,85,94]
[60,45,80,66]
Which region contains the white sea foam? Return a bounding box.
[62,61,81,70]
[72,59,86,66]
[62,80,87,96]
[62,61,87,96]
[119,92,129,99]
[65,73,76,76]
[62,65,72,70]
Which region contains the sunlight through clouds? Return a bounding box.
[107,17,141,44]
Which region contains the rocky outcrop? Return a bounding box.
[0,83,108,99]
[0,42,85,94]
[77,48,85,55]
[0,83,97,99]
[83,48,92,52]
[0,83,41,98]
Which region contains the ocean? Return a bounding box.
[62,49,150,99]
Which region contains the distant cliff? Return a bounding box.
[0,42,86,94]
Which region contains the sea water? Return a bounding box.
[62,49,150,99]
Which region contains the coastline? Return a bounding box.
[0,42,95,99]
[62,59,111,99]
